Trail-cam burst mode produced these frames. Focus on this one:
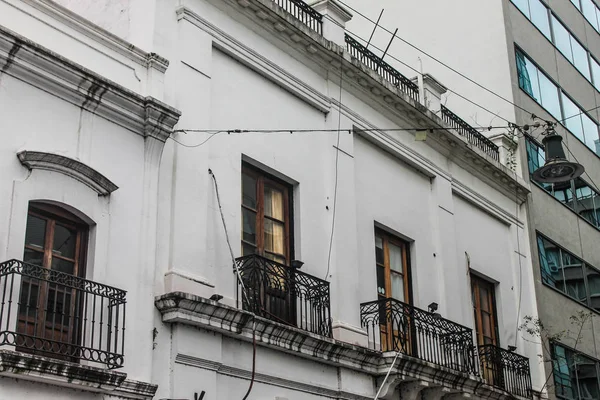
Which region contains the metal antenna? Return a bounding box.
[366,9,384,49]
[375,28,398,73]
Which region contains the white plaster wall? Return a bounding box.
[52,0,131,40]
[0,69,158,386]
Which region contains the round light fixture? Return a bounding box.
[532,134,584,184]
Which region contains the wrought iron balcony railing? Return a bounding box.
[235,254,332,337]
[345,34,420,102]
[441,105,500,161]
[479,344,532,398]
[360,297,478,374]
[0,259,126,369]
[272,0,323,34]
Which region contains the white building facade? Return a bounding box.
[0,0,543,399]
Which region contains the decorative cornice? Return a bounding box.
[0,349,126,391]
[17,0,169,72]
[155,292,522,400]
[194,0,529,202]
[116,379,159,400]
[17,151,118,196]
[0,25,181,141]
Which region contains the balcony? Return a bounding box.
[360,297,478,374]
[0,259,126,369]
[345,34,420,102]
[441,105,500,161]
[235,254,332,337]
[271,0,322,34]
[479,344,532,398]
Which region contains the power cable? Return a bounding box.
[208,169,257,400]
[325,52,344,281]
[343,30,513,124]
[338,0,535,117]
[373,351,400,400]
[168,130,224,148]
[174,126,513,134]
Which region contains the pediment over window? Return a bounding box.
[17,151,118,196]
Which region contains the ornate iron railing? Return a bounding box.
[441,105,500,161]
[272,0,323,34]
[360,298,478,374]
[479,344,532,398]
[235,254,332,337]
[345,34,419,102]
[0,259,126,369]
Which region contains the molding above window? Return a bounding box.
[17,151,118,195]
[0,25,181,142]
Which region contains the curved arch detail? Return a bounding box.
[17,151,118,196]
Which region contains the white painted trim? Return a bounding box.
[176,6,331,113]
[0,26,181,140]
[7,0,169,72]
[451,178,524,228]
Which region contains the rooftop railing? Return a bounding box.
[272,0,323,34]
[441,105,500,161]
[0,259,126,369]
[235,254,332,337]
[345,34,420,102]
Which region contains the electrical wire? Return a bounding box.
[560,104,600,123]
[173,126,513,134]
[169,130,224,148]
[325,52,344,281]
[208,169,257,400]
[343,30,513,124]
[338,0,535,117]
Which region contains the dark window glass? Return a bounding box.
[586,266,600,312]
[553,344,600,400]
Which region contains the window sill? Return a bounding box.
[541,281,600,317]
[529,178,600,233]
[0,350,157,399]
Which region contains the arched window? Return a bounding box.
[18,202,89,360]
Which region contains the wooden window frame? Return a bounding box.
[19,202,89,358]
[471,274,500,347]
[375,229,412,303]
[241,165,293,264]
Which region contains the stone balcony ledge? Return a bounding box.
[155,291,526,400]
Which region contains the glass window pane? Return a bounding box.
[242,173,257,209]
[571,37,591,79]
[582,0,600,30]
[592,58,600,91]
[389,243,403,273]
[51,258,75,275]
[562,94,586,142]
[552,16,574,63]
[574,353,600,399]
[539,73,562,119]
[53,224,76,259]
[512,0,531,18]
[264,186,284,221]
[479,287,491,312]
[586,266,600,312]
[553,346,576,399]
[375,235,384,265]
[561,251,587,302]
[482,313,492,336]
[242,242,256,256]
[18,279,39,319]
[576,179,600,227]
[571,0,581,11]
[538,237,566,292]
[25,215,46,250]
[23,248,44,267]
[530,0,551,38]
[581,113,600,155]
[242,208,256,244]
[377,265,386,296]
[264,219,285,256]
[391,272,404,301]
[518,51,541,100]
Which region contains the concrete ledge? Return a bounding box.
[0,350,158,399]
[164,269,215,299]
[0,349,125,391]
[332,320,368,347]
[155,292,523,400]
